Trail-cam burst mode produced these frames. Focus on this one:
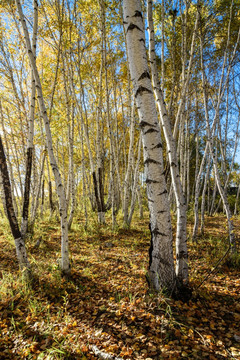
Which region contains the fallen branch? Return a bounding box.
[91,345,124,360]
[196,244,231,290]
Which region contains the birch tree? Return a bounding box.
[147,0,188,285]
[16,0,70,275]
[0,134,31,276]
[21,0,38,238]
[123,0,177,293]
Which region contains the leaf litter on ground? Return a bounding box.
[0,214,240,359]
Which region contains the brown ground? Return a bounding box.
[0,214,240,359]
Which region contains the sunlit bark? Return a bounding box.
[123,0,176,292]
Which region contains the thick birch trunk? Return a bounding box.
[147,0,188,285]
[123,0,176,293]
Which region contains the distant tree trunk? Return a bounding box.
[137,184,143,219]
[72,58,105,224]
[123,0,176,293]
[79,122,88,228]
[126,134,142,227]
[234,182,240,215]
[192,143,208,241]
[41,177,45,218]
[46,158,55,218]
[199,14,237,252]
[0,135,31,275]
[30,151,46,228]
[210,171,217,216]
[214,113,239,213]
[200,156,211,235]
[100,0,118,227]
[172,8,199,140]
[0,172,7,217]
[123,103,135,226]
[68,115,76,230]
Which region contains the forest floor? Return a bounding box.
[0,212,240,360]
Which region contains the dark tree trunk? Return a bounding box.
[21,147,33,237]
[0,135,31,273]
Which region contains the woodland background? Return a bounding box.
[0,0,240,359]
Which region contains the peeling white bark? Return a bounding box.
[123,0,176,292]
[147,0,188,285]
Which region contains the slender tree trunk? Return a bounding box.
[200,156,211,235]
[234,182,240,215]
[126,133,142,227]
[210,171,217,216]
[21,0,38,237]
[137,184,143,219]
[123,103,135,226]
[192,142,208,241]
[16,0,70,274]
[41,177,45,218]
[46,157,55,218]
[0,172,8,217]
[68,114,76,230]
[30,151,46,228]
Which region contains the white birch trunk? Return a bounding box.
[147,0,188,285]
[21,0,38,237]
[123,0,176,292]
[16,0,70,274]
